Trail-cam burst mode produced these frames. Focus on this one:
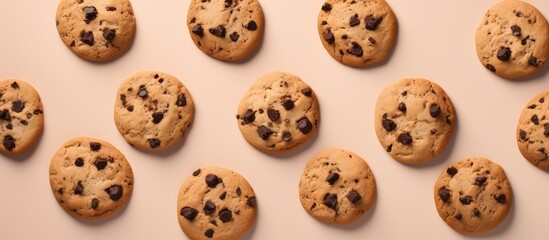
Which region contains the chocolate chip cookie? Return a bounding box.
[49,137,134,220]
[0,79,44,155]
[516,91,549,170]
[318,0,398,67]
[56,0,137,62]
[299,148,376,224]
[114,71,195,151]
[475,0,549,79]
[434,157,512,233]
[187,0,264,61]
[177,167,257,239]
[236,71,320,153]
[374,78,456,164]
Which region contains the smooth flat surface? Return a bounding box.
[1,0,549,239]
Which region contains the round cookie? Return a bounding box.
[114,71,195,151]
[434,157,512,233]
[317,0,398,67]
[236,71,320,153]
[0,79,44,155]
[374,78,456,164]
[177,167,257,240]
[475,0,549,79]
[299,148,376,224]
[49,137,133,220]
[187,0,264,61]
[516,91,549,170]
[56,0,136,62]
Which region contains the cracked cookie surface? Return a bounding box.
[374,78,456,164]
[49,137,133,220]
[114,71,195,151]
[299,148,376,224]
[317,0,397,67]
[236,71,320,153]
[56,0,136,62]
[177,167,257,240]
[0,79,44,155]
[516,91,549,170]
[475,0,549,79]
[187,0,264,61]
[434,157,512,233]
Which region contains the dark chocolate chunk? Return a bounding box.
[204,229,214,238]
[230,32,239,42]
[342,34,348,39]
[209,25,226,38]
[297,117,313,134]
[148,139,161,148]
[74,181,84,195]
[224,0,233,7]
[193,169,201,176]
[321,3,332,12]
[138,86,148,98]
[474,176,487,186]
[257,126,273,140]
[10,82,19,89]
[83,6,98,23]
[181,207,198,220]
[236,187,241,196]
[33,109,43,115]
[152,112,164,124]
[349,14,360,27]
[192,25,204,37]
[203,200,216,215]
[386,144,393,152]
[301,88,312,97]
[511,25,521,36]
[326,172,340,185]
[447,167,458,176]
[11,100,25,113]
[368,37,376,44]
[494,194,507,204]
[205,174,221,188]
[365,15,382,30]
[127,106,134,112]
[455,213,462,220]
[106,7,116,11]
[397,132,413,145]
[429,103,441,118]
[283,99,294,110]
[75,158,84,167]
[497,47,511,61]
[459,196,472,205]
[95,158,108,170]
[398,102,407,113]
[544,125,549,137]
[90,142,101,151]
[176,94,187,107]
[103,28,116,41]
[520,129,527,140]
[58,187,64,195]
[219,209,232,223]
[532,114,539,125]
[105,185,123,200]
[5,123,12,130]
[324,29,335,45]
[246,21,257,31]
[347,42,363,57]
[247,196,256,207]
[220,192,227,200]
[529,56,539,67]
[3,135,15,151]
[516,11,523,17]
[347,190,362,204]
[91,198,99,209]
[473,208,480,217]
[439,188,451,202]
[0,109,11,121]
[20,120,28,126]
[242,110,255,124]
[267,108,280,121]
[486,64,496,72]
[323,193,338,210]
[80,31,94,46]
[382,118,397,132]
[282,132,292,142]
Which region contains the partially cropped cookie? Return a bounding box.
[475,0,549,79]
[374,78,456,164]
[318,0,398,67]
[299,148,376,224]
[434,157,512,233]
[517,91,549,170]
[177,167,257,240]
[56,0,136,62]
[236,71,320,153]
[0,79,44,155]
[187,0,264,61]
[49,137,133,220]
[114,71,195,151]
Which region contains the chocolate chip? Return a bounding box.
[3,135,15,151]
[520,129,527,140]
[324,29,335,45]
[297,117,313,134]
[473,208,480,217]
[0,110,11,121]
[402,91,408,96]
[532,114,539,125]
[529,56,539,67]
[323,193,338,210]
[70,40,76,47]
[148,139,161,148]
[368,37,376,44]
[176,94,187,107]
[494,194,507,204]
[438,188,451,202]
[152,112,164,124]
[365,15,382,30]
[127,106,134,112]
[347,42,363,57]
[193,169,201,176]
[528,104,537,109]
[181,207,198,220]
[497,47,511,61]
[447,167,458,176]
[242,110,255,124]
[90,142,101,151]
[224,0,233,7]
[459,196,472,205]
[521,36,529,45]
[95,158,108,170]
[397,132,412,145]
[455,213,462,220]
[382,118,397,132]
[203,200,216,215]
[219,209,232,223]
[511,25,521,36]
[80,31,94,46]
[429,103,441,118]
[138,86,148,98]
[105,185,123,200]
[321,21,327,25]
[386,144,393,152]
[33,109,43,115]
[283,99,294,110]
[321,3,332,12]
[230,32,239,42]
[236,187,241,196]
[58,188,64,195]
[516,11,523,17]
[75,158,84,167]
[544,125,549,137]
[219,192,227,200]
[83,6,98,23]
[106,7,116,11]
[326,172,340,185]
[347,190,362,204]
[342,34,348,39]
[398,102,407,113]
[205,174,221,188]
[74,181,84,195]
[540,98,545,103]
[11,100,25,113]
[91,198,99,209]
[474,176,487,186]
[349,14,360,27]
[192,25,204,37]
[247,196,256,207]
[10,82,19,89]
[257,126,273,140]
[282,132,292,142]
[486,64,496,72]
[301,88,312,97]
[246,21,257,31]
[204,229,214,238]
[103,28,116,41]
[267,108,280,121]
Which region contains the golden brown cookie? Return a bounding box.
[516,91,549,170]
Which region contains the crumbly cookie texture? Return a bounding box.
[318,0,398,67]
[114,71,195,151]
[236,71,320,153]
[434,157,512,233]
[374,78,456,164]
[177,167,257,240]
[299,148,376,224]
[475,0,549,79]
[49,137,133,220]
[0,79,44,155]
[516,91,549,170]
[56,0,136,62]
[187,0,264,61]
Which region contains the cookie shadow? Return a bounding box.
[320,193,378,230]
[70,192,133,226]
[3,127,45,162]
[458,190,515,238]
[500,63,549,82]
